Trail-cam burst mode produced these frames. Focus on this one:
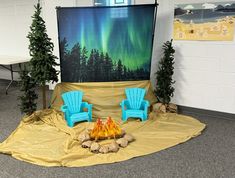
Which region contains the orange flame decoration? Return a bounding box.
[90,117,122,140]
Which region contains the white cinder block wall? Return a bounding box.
[138,0,235,114]
[171,0,235,114]
[0,0,91,80]
[0,0,35,80]
[0,0,34,56]
[0,0,234,114]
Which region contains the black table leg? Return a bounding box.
[19,63,22,70]
[5,65,13,95]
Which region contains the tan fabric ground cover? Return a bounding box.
[0,81,206,167]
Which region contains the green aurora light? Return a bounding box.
[58,5,155,71]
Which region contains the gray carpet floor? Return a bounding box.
[0,80,234,178]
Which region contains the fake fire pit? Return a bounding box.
[90,117,123,140]
[78,117,135,154]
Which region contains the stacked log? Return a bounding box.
[81,140,93,148]
[116,138,128,148]
[78,130,91,143]
[90,142,100,153]
[79,131,135,154]
[99,145,109,154]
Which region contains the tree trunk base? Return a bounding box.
[153,103,178,113]
[42,85,47,109]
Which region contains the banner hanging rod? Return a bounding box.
[56,2,158,9]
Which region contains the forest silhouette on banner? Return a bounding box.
[57,5,156,82]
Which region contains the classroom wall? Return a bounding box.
[149,0,235,114]
[162,0,235,114]
[0,0,35,79]
[0,0,234,114]
[0,0,91,80]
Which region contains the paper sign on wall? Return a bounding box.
[174,2,235,41]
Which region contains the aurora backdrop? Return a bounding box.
[57,5,156,82]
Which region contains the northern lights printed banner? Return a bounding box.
[57,5,156,82]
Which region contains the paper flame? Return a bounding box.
[90,117,122,140]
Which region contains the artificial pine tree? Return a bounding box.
[155,39,175,104]
[18,68,38,116]
[27,3,58,109]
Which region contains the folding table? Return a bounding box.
[0,56,30,94]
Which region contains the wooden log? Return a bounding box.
[116,138,128,148]
[99,145,109,154]
[90,142,100,153]
[124,134,135,142]
[81,140,93,148]
[78,132,91,143]
[107,142,119,152]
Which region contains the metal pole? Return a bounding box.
[5,65,13,94]
[149,2,158,74]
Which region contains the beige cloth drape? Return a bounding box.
[0,81,206,167]
[50,80,156,118]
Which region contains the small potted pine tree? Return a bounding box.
[27,2,58,109]
[18,67,38,116]
[154,39,177,113]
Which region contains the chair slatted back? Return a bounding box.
[125,88,145,110]
[62,91,83,114]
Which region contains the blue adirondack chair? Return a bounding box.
[120,88,150,122]
[61,91,92,127]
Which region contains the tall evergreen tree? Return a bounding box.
[80,47,88,82]
[126,68,131,80]
[87,49,95,81]
[104,53,113,81]
[138,68,145,80]
[60,37,68,61]
[27,3,58,109]
[18,68,38,116]
[99,52,105,81]
[155,39,175,104]
[133,67,139,80]
[117,59,123,80]
[94,49,101,82]
[70,43,81,81]
[123,66,127,80]
[112,60,117,81]
[60,37,70,81]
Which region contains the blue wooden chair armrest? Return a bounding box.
[61,105,68,112]
[61,105,71,121]
[81,102,93,121]
[81,102,93,112]
[141,100,150,110]
[120,99,130,110]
